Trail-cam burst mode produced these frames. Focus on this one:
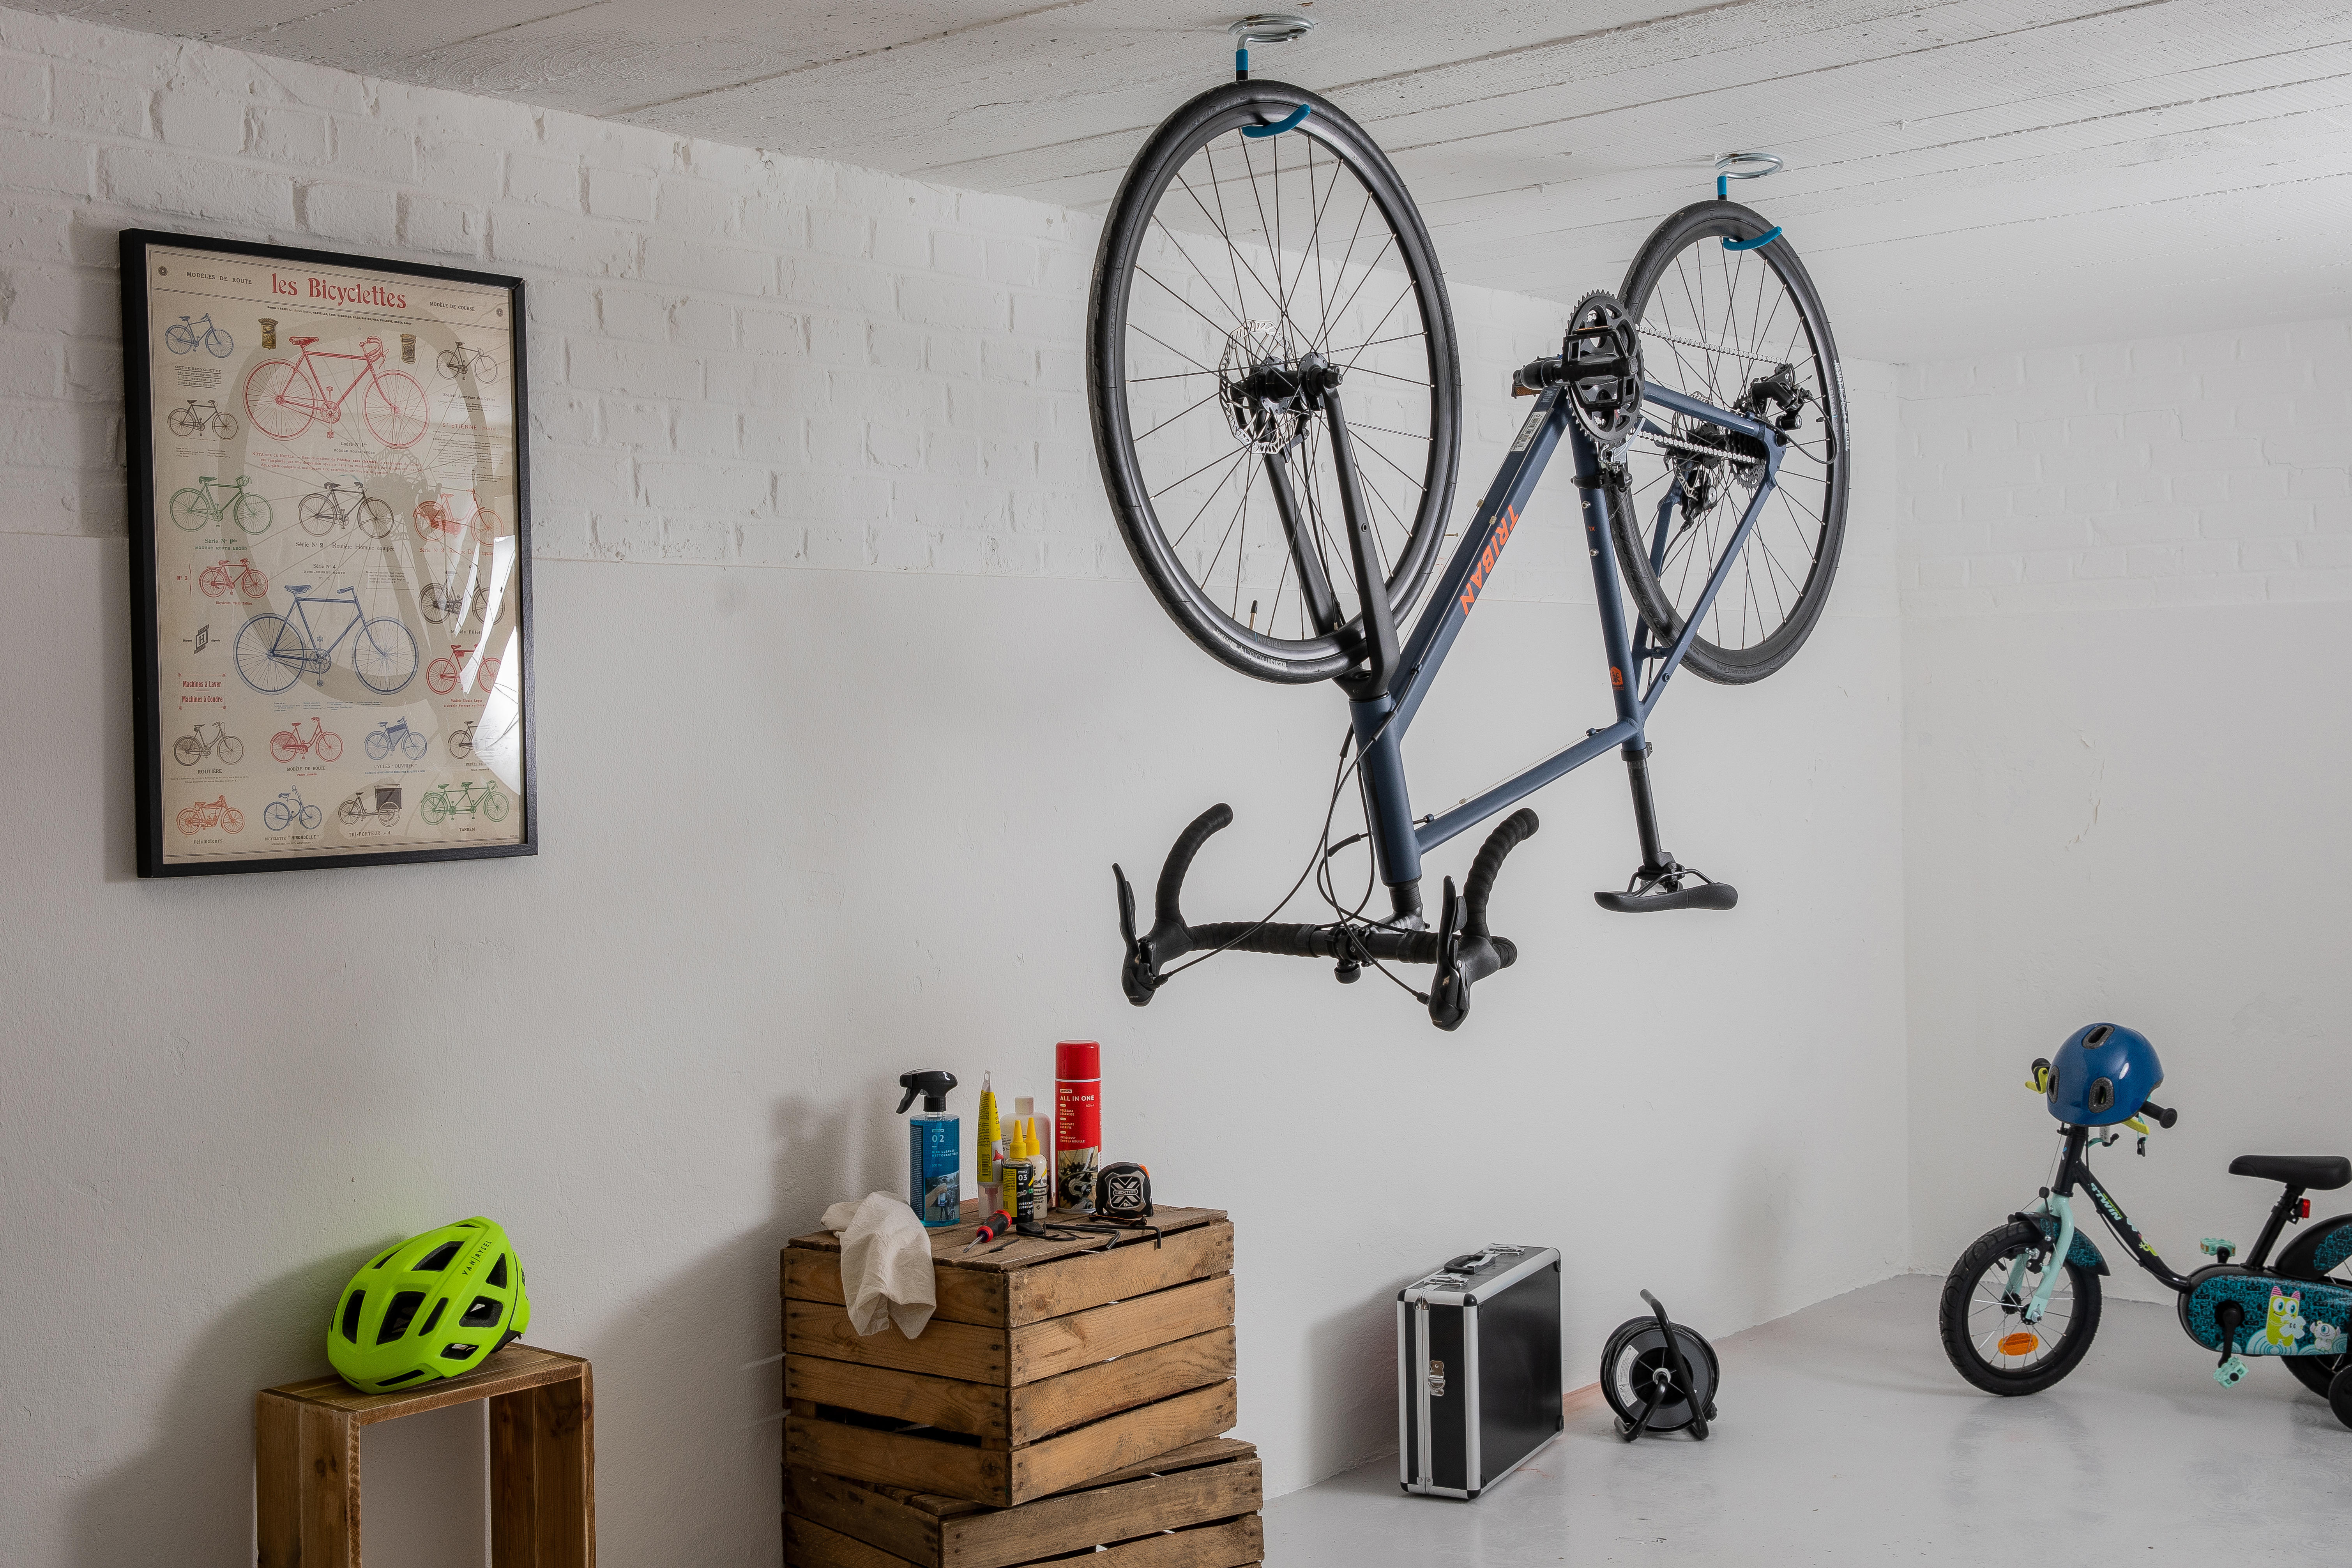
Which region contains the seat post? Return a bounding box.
[2244,1185,2306,1270]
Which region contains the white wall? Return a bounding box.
[1900,320,2352,1293]
[0,10,1908,1564]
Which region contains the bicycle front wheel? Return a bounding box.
[1939,1221,2102,1395]
[233,491,272,534]
[315,730,343,762]
[299,805,322,830]
[234,615,302,694]
[1612,201,1848,685]
[217,735,244,765]
[352,618,419,694]
[359,498,394,539]
[366,371,428,448]
[1089,81,1461,683]
[483,788,509,823]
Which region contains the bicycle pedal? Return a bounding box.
[2199,1237,2235,1257]
[2214,1355,2250,1388]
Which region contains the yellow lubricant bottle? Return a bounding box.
[976,1072,1000,1196]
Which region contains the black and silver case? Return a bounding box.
[1397,1244,1562,1499]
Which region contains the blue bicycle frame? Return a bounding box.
[1348,379,1789,911]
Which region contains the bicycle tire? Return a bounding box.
[341,795,366,826]
[400,730,428,762]
[199,565,230,598]
[165,325,197,355]
[449,726,473,760]
[352,617,419,694]
[422,791,450,826]
[203,327,233,358]
[473,353,498,385]
[1089,80,1461,683]
[483,788,509,823]
[173,735,203,767]
[168,489,207,531]
[217,735,244,765]
[427,657,456,696]
[234,614,302,694]
[271,731,299,764]
[168,408,200,438]
[421,581,446,622]
[366,371,428,448]
[244,360,309,440]
[438,349,464,380]
[233,491,272,534]
[214,411,239,440]
[176,805,202,835]
[299,493,334,535]
[1939,1221,2103,1396]
[315,730,342,762]
[264,801,292,832]
[1610,201,1848,685]
[359,497,394,539]
[365,731,392,762]
[299,805,322,830]
[220,806,244,833]
[239,568,268,599]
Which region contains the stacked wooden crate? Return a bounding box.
[782,1203,1258,1567]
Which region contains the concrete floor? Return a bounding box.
[1264,1275,2350,1564]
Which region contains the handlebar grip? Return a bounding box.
[1461,809,1538,938]
[2139,1100,2177,1129]
[1156,803,1232,930]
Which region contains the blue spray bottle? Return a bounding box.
[898,1070,961,1229]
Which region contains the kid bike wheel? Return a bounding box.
[359,497,394,539]
[1939,1220,2103,1395]
[243,360,311,440]
[1611,201,1849,685]
[2276,1214,2352,1400]
[1089,81,1461,683]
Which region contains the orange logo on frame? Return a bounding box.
[1458,506,1520,614]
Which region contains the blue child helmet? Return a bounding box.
[2046,1022,2163,1126]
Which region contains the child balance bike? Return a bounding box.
[1940,1022,2352,1425]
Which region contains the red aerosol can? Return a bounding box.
[1055,1040,1101,1212]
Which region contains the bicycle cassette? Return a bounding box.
[1562,290,1644,448]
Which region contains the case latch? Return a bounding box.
[1427,1359,1447,1398]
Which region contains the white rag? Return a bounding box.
[821,1192,937,1339]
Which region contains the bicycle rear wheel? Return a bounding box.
[1611,201,1848,685]
[1089,81,1461,683]
[234,615,302,694]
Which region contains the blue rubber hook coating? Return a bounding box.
[1244,104,1311,138]
[1724,227,1782,251]
[1714,153,1784,251]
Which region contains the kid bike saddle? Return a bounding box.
[1114,804,1538,1031]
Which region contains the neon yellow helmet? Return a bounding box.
[327,1217,532,1392]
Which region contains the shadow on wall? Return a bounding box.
[1300,1274,1418,1482]
[70,1242,380,1566]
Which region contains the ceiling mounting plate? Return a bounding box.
[1229,12,1315,47]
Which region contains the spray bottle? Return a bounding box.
[1055,1040,1101,1213]
[897,1070,961,1229]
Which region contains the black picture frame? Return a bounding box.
[122,228,537,876]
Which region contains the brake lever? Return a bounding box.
[1427,875,1469,1031]
[1114,864,1156,1005]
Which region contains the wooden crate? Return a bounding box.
[256,1342,592,1568]
[782,1203,1236,1506]
[785,1436,1262,1568]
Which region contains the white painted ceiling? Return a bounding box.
[42,0,2352,360]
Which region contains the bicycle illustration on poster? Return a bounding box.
[122,229,537,877]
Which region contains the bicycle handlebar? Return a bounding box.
[2138,1100,2177,1129]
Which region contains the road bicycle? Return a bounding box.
[234,584,419,695]
[172,720,243,767]
[364,717,429,762]
[421,778,508,826]
[298,480,395,539]
[270,715,343,763]
[427,642,501,697]
[243,334,428,449]
[447,720,476,760]
[262,786,323,833]
[414,488,500,547]
[175,795,243,835]
[1090,79,1846,1028]
[339,784,401,827]
[167,399,238,440]
[1940,1039,2352,1427]
[169,475,272,535]
[197,557,269,600]
[436,340,498,384]
[165,313,233,358]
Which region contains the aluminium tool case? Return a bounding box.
[1397,1243,1562,1498]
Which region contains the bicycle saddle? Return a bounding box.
[290,335,320,346]
[2228,1155,2351,1190]
[199,475,217,483]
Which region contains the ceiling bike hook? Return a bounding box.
[1714,151,1784,251]
[1230,11,1316,108]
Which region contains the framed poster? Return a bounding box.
[123,229,536,876]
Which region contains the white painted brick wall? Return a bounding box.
[1898,319,2352,616]
[0,9,1898,620]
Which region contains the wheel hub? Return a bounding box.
[1219,322,1320,453]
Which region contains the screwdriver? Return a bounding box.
[961,1209,1014,1252]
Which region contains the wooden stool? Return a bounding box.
[256,1343,594,1567]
